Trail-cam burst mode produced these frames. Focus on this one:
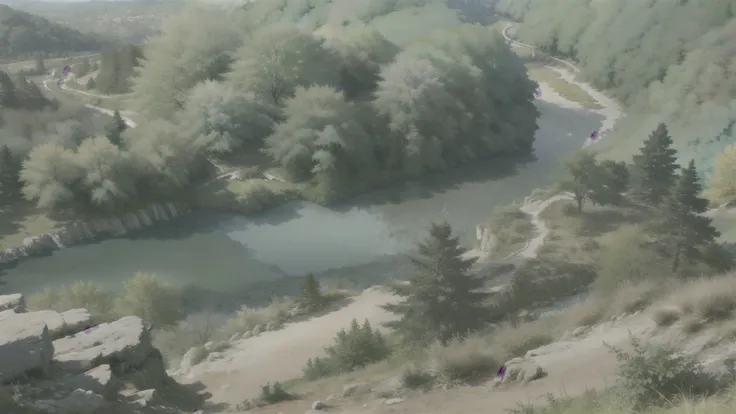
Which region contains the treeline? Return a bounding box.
[495,0,736,174]
[95,45,143,94]
[0,4,100,58]
[122,5,538,205]
[0,69,51,111]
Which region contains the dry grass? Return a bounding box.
[427,335,499,383]
[490,320,557,360]
[487,203,533,259]
[659,275,736,328]
[526,64,603,110]
[0,203,63,249]
[219,296,293,338]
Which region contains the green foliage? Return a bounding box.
[258,381,294,404]
[0,145,22,205]
[606,335,725,409]
[383,222,490,345]
[95,44,142,94]
[0,4,99,58]
[657,160,720,272]
[104,110,127,147]
[705,143,736,206]
[113,272,183,328]
[630,124,679,206]
[335,28,400,99]
[595,225,668,292]
[28,281,115,322]
[296,273,324,312]
[303,318,392,379]
[558,149,600,213]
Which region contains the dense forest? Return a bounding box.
[0,4,100,58]
[495,0,736,174]
[95,45,143,94]
[7,0,538,218]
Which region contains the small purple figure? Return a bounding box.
[57,80,63,87]
[497,365,506,378]
[590,130,599,141]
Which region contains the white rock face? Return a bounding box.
[0,294,26,312]
[0,308,93,339]
[53,316,152,373]
[0,311,54,382]
[64,364,114,397]
[60,309,93,334]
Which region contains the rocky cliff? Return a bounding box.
[0,202,190,269]
[0,293,206,414]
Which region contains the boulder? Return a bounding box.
[502,359,546,384]
[342,382,373,398]
[60,309,93,334]
[64,365,115,398]
[312,400,326,410]
[0,311,54,382]
[0,294,26,313]
[0,309,92,339]
[53,316,153,373]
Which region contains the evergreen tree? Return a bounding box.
[0,70,17,108]
[0,145,21,205]
[630,123,679,206]
[383,222,489,345]
[105,110,127,147]
[589,160,629,207]
[657,160,720,273]
[296,273,324,312]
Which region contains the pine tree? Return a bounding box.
[383,222,489,345]
[657,160,720,273]
[630,123,679,206]
[0,70,17,108]
[105,110,127,147]
[0,145,21,205]
[296,273,324,312]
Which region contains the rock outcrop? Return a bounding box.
[0,293,184,413]
[0,202,190,268]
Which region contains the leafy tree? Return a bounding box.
[296,273,324,312]
[0,145,22,205]
[132,6,242,118]
[589,160,629,206]
[20,143,82,211]
[383,222,489,345]
[177,80,276,154]
[558,149,600,212]
[114,272,183,328]
[264,85,374,186]
[657,160,720,273]
[704,143,736,206]
[335,28,400,99]
[227,24,341,107]
[75,136,136,212]
[105,110,127,147]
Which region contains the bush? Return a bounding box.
[606,335,724,409]
[220,296,291,338]
[236,183,290,214]
[28,282,115,322]
[303,318,391,379]
[258,382,294,404]
[114,272,183,328]
[400,363,434,389]
[427,335,498,384]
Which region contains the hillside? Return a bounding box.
[495,0,736,176]
[0,0,181,45]
[0,4,100,59]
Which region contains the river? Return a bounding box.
[0,99,603,311]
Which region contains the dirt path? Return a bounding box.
[180,287,400,408]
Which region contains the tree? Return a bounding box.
[296,273,324,312]
[383,222,489,345]
[630,123,679,206]
[227,24,341,107]
[589,160,629,206]
[177,80,276,154]
[20,143,82,211]
[704,143,736,206]
[335,28,400,99]
[75,136,136,212]
[114,272,183,328]
[558,149,601,212]
[105,110,127,147]
[131,6,242,118]
[0,145,22,205]
[657,160,720,273]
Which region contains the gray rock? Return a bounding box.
[0,294,26,312]
[312,400,326,410]
[137,389,156,402]
[384,397,405,405]
[60,309,93,334]
[0,311,54,382]
[55,389,107,413]
[342,382,372,398]
[502,359,546,384]
[65,365,114,398]
[53,316,153,373]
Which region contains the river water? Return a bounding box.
[0,100,603,310]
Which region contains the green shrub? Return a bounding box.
[258,382,294,404]
[606,335,724,409]
[302,318,391,379]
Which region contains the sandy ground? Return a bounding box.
[181,287,401,407]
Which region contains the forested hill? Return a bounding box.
[496,0,736,174]
[0,4,100,58]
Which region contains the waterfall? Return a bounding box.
[49,233,65,249]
